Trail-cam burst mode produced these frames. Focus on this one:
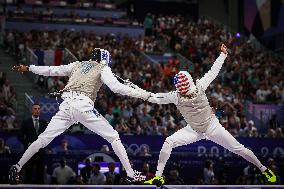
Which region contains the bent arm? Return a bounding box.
[29,62,77,76]
[148,91,178,105]
[101,66,150,100]
[199,52,227,90]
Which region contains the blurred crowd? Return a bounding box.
[4,17,284,138]
[2,4,140,27]
[3,16,284,138]
[2,0,121,11]
[0,72,18,131]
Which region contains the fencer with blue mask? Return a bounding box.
[10,48,150,184]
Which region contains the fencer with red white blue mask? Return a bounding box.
[173,71,197,96]
[142,44,276,186]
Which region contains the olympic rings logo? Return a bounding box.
[123,143,151,155]
[39,102,59,114]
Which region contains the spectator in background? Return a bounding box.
[238,116,248,137]
[105,162,120,184]
[236,172,246,184]
[2,108,17,130]
[139,107,151,125]
[0,72,7,87]
[54,139,72,155]
[256,84,271,103]
[243,120,257,137]
[18,103,47,184]
[265,129,276,138]
[104,108,114,125]
[250,128,259,138]
[282,86,284,103]
[269,114,280,130]
[43,165,51,184]
[13,5,24,15]
[52,158,76,185]
[160,127,169,137]
[74,175,84,185]
[149,119,159,135]
[112,101,121,115]
[88,163,106,185]
[124,127,134,136]
[203,160,215,184]
[136,125,143,135]
[43,7,54,17]
[47,76,65,92]
[45,146,54,155]
[275,128,284,138]
[141,162,154,182]
[2,80,11,102]
[243,165,263,185]
[80,158,93,184]
[128,116,139,133]
[8,86,17,106]
[139,145,152,157]
[115,120,128,135]
[100,145,110,154]
[167,122,176,135]
[144,13,153,36]
[267,158,278,175]
[162,112,175,127]
[0,138,11,154]
[0,100,7,119]
[0,89,4,101]
[167,169,184,185]
[121,103,133,120]
[141,121,151,135]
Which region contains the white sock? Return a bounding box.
[156,141,172,177]
[241,148,267,172]
[111,139,134,177]
[17,140,42,171]
[15,164,21,171]
[259,165,267,173]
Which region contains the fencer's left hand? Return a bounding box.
[220,44,228,55]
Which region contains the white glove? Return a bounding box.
[125,81,152,101]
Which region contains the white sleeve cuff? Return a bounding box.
[219,52,227,60]
[28,65,37,73]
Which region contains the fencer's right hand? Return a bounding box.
[12,65,29,73]
[124,81,152,101]
[220,44,228,55]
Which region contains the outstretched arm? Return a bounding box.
[147,91,178,105]
[101,66,151,100]
[12,62,77,76]
[199,44,228,90]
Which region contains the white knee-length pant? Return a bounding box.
[156,117,266,176]
[18,92,134,177]
[40,92,119,145]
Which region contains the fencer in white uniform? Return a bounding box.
[142,44,276,186]
[9,48,149,184]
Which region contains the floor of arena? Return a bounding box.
[0,185,284,189]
